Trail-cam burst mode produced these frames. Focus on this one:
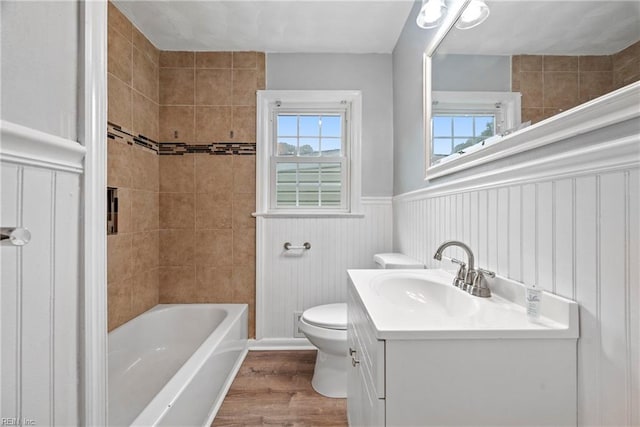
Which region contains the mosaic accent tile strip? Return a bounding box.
[108,122,159,154]
[107,123,255,156]
[159,142,256,156]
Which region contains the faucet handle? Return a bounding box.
[450,258,467,289]
[450,257,466,267]
[477,268,495,278]
[468,268,493,297]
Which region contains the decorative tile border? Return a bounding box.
[107,122,256,156]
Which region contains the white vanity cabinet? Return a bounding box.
[346,270,579,427]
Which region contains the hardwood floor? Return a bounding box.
[212,350,348,427]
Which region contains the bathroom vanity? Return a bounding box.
[346,269,579,426]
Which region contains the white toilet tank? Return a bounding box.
[373,253,424,269]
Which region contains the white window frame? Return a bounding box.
[256,90,362,217]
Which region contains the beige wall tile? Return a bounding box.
[543,107,564,119]
[519,55,542,71]
[160,68,195,105]
[159,229,195,266]
[131,268,159,315]
[196,52,232,69]
[132,91,159,141]
[108,26,132,84]
[195,106,232,142]
[232,69,257,106]
[108,2,132,40]
[116,188,133,234]
[159,266,196,302]
[108,278,133,331]
[195,155,233,194]
[521,108,545,125]
[133,47,159,103]
[131,146,159,191]
[518,72,543,108]
[232,264,255,302]
[233,155,256,194]
[159,106,195,143]
[132,230,159,274]
[579,55,613,72]
[132,26,159,65]
[579,71,613,103]
[543,56,578,72]
[131,190,159,231]
[233,228,255,266]
[196,69,232,106]
[160,155,195,192]
[232,106,256,142]
[160,192,195,229]
[195,229,233,266]
[160,51,195,68]
[257,52,266,90]
[107,233,132,284]
[232,193,256,230]
[543,72,579,110]
[196,193,232,229]
[195,266,233,302]
[107,139,132,187]
[233,51,257,69]
[108,74,132,129]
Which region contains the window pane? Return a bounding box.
[277,137,297,156]
[319,163,341,207]
[298,138,320,156]
[275,162,342,208]
[320,138,341,156]
[453,138,473,152]
[475,116,494,137]
[277,115,297,136]
[432,116,452,137]
[453,116,473,137]
[433,138,452,156]
[299,116,320,136]
[321,115,341,137]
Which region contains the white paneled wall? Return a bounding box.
[257,199,393,339]
[393,128,639,425]
[1,122,84,426]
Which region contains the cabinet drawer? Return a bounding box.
[348,286,385,399]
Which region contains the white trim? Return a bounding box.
[78,1,108,425]
[0,120,86,173]
[361,196,393,205]
[248,337,315,351]
[425,81,640,180]
[395,131,640,202]
[253,212,365,219]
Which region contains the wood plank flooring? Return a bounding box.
[212,350,348,427]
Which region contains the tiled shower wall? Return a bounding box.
[107,2,264,335]
[107,2,160,331]
[512,40,640,125]
[158,51,263,338]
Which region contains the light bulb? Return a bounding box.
[455,0,490,30]
[416,0,447,29]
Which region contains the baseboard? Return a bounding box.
[248,337,315,350]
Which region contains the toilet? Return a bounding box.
[298,253,424,398]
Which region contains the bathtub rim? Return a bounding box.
[108,303,248,427]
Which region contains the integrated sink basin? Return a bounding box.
[371,272,479,317]
[348,268,579,340]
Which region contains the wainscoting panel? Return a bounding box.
[257,199,393,339]
[1,122,82,426]
[393,157,639,425]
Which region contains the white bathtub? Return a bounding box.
[108,304,248,426]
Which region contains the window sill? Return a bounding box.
[252,211,365,219]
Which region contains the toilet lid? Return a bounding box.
[302,303,347,330]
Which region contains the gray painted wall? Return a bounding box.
[1,1,78,140]
[433,54,510,91]
[267,53,394,197]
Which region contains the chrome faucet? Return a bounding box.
[433,240,494,298]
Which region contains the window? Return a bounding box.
[432,113,496,160]
[257,91,362,215]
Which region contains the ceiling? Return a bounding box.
[112,0,415,54]
[438,1,640,56]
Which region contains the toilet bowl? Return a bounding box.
[299,253,424,399]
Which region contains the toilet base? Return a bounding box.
[311,349,348,398]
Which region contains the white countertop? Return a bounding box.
[347,268,579,340]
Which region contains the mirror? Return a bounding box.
[425,0,640,172]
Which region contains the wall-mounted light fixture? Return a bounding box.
[455,0,490,30]
[416,0,447,29]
